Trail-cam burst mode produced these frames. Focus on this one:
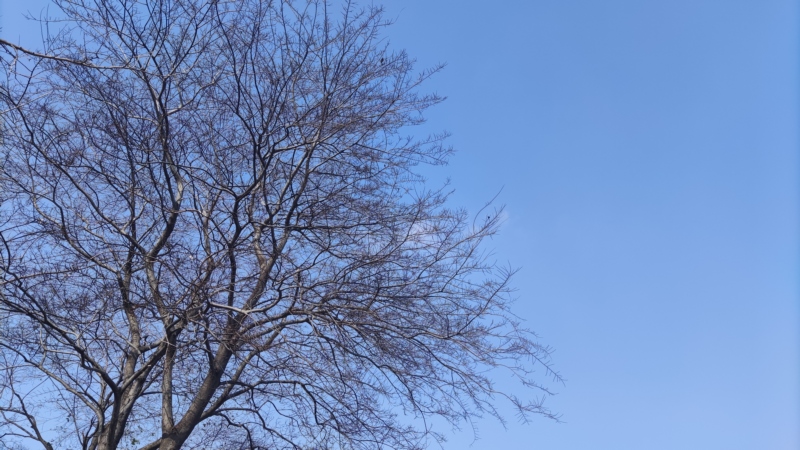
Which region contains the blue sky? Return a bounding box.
[2,1,798,449]
[376,1,799,449]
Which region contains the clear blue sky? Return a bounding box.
[2,1,798,449]
[377,1,799,449]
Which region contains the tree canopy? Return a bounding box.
[0,1,559,449]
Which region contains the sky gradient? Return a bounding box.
[377,1,799,449]
[2,1,798,449]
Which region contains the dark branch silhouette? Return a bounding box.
[0,1,560,449]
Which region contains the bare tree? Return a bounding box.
[0,1,560,449]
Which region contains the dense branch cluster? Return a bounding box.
[0,1,559,449]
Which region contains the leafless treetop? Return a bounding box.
[0,1,560,449]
